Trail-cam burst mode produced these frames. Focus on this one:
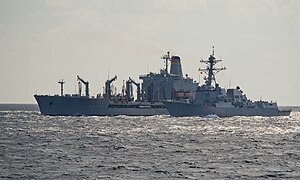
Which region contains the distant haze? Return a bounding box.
[0,0,299,105]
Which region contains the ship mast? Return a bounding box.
[58,79,65,96]
[161,51,171,76]
[198,46,226,88]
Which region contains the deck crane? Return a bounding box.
[126,77,141,101]
[125,80,133,101]
[105,75,117,99]
[77,75,90,97]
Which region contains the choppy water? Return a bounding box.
[1,104,300,179]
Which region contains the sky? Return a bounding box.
[0,0,299,105]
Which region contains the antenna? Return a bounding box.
[166,51,170,75]
[212,46,215,56]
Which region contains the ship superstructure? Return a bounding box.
[140,52,197,102]
[34,52,198,116]
[166,47,291,117]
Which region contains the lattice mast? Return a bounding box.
[198,46,226,87]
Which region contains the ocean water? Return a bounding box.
[0,104,300,179]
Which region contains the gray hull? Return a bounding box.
[166,102,291,117]
[34,95,168,116]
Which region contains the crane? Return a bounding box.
[125,80,133,101]
[77,75,89,97]
[126,77,141,101]
[105,75,117,99]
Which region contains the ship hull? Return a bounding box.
[166,101,291,117]
[34,95,168,116]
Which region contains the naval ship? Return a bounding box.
[34,52,198,116]
[166,47,291,117]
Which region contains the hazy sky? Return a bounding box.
[0,0,299,105]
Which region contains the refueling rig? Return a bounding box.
[34,51,198,116]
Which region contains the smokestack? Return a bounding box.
[170,56,183,78]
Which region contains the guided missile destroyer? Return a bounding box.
[34,52,198,116]
[166,47,291,117]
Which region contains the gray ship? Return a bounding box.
[166,47,291,117]
[34,52,198,116]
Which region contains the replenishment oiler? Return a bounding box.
[165,47,291,117]
[34,52,198,116]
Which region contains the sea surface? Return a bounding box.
[1,104,300,179]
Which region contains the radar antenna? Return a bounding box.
[198,46,226,88]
